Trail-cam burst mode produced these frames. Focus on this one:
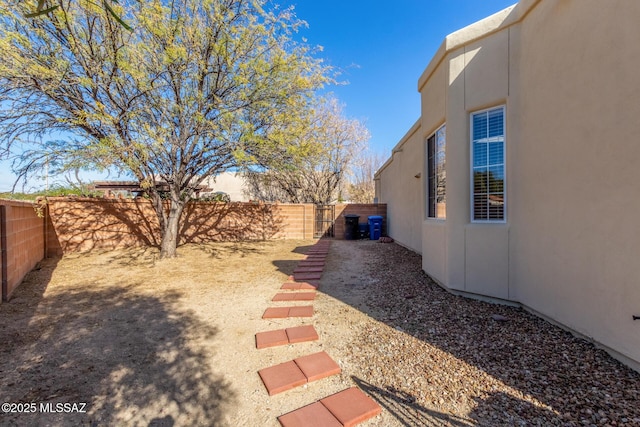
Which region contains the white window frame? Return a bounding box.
[426,123,446,220]
[470,105,506,223]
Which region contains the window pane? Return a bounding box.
[488,197,504,220]
[427,135,435,218]
[436,125,446,151]
[488,166,504,192]
[488,142,503,165]
[473,168,488,194]
[473,141,487,167]
[427,125,445,219]
[474,194,488,220]
[472,113,487,140]
[472,107,505,222]
[488,108,504,138]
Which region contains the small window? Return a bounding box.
[427,124,446,219]
[471,107,505,221]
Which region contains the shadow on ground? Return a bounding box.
[0,257,233,426]
[271,243,319,277]
[352,376,474,427]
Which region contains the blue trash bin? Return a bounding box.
[368,216,383,240]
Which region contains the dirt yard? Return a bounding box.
[0,239,638,426]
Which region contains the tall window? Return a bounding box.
[427,124,446,219]
[471,106,505,221]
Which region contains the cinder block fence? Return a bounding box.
[0,197,385,301]
[0,200,45,301]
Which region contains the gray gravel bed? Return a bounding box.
[326,241,640,427]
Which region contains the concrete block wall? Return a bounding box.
[46,198,319,255]
[333,204,387,240]
[269,203,315,240]
[0,200,45,301]
[0,198,383,299]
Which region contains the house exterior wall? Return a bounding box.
[420,50,448,282]
[375,122,423,253]
[508,0,640,368]
[203,171,249,202]
[376,0,640,369]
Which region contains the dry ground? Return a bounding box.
[0,239,638,426]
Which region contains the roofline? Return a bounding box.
[418,0,541,91]
[374,119,421,179]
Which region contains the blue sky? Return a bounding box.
[0,0,516,192]
[286,0,516,154]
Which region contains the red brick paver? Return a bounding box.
[294,351,341,382]
[297,261,326,267]
[255,329,289,349]
[272,292,316,302]
[281,282,318,290]
[320,388,382,427]
[288,306,314,317]
[262,306,313,318]
[278,402,342,427]
[306,251,329,256]
[293,272,323,281]
[285,325,319,343]
[262,307,290,319]
[258,352,341,395]
[255,325,319,349]
[258,361,307,396]
[294,266,325,273]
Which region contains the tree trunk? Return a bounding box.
[158,198,185,259]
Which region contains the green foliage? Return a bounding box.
[196,192,231,203]
[24,0,134,30]
[0,0,332,256]
[0,184,100,200]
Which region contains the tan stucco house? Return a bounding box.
[375,0,640,371]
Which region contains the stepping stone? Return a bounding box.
[272,292,316,302]
[258,361,307,396]
[256,329,289,349]
[320,388,382,427]
[262,306,313,318]
[298,261,325,267]
[294,266,324,273]
[285,325,319,344]
[294,272,322,281]
[281,282,318,290]
[278,402,342,427]
[294,351,341,382]
[255,325,319,349]
[262,307,290,319]
[288,306,314,317]
[258,352,341,395]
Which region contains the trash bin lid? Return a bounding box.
[345,214,360,218]
[368,215,383,220]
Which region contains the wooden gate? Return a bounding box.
[314,205,335,238]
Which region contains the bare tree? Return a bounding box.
[0,0,329,257]
[347,148,385,203]
[245,97,369,204]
